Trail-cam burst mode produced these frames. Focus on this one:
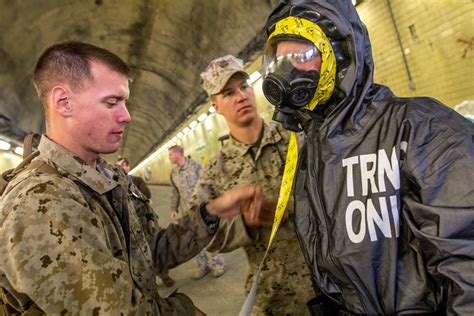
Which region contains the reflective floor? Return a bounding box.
[149,185,249,315]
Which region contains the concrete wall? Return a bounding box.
[359,0,473,106]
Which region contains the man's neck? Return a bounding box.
[229,117,264,145]
[46,132,98,167]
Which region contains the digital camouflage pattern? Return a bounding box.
[189,122,315,315]
[0,136,213,315]
[200,55,249,96]
[170,158,202,215]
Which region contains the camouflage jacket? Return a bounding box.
[170,158,202,214]
[0,136,213,315]
[190,122,314,315]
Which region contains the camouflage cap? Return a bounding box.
[200,55,249,96]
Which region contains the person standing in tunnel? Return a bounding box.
[117,156,176,288]
[168,145,226,279]
[0,41,262,315]
[261,0,474,314]
[194,55,315,315]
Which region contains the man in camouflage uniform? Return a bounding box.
[168,145,225,279]
[194,55,316,315]
[0,41,261,315]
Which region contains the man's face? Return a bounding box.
[212,73,258,128]
[168,149,182,165]
[276,40,322,72]
[66,61,131,161]
[118,160,131,173]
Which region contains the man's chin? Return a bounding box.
[237,115,257,127]
[101,144,120,154]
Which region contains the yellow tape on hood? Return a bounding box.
[268,16,336,110]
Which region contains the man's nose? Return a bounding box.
[118,103,132,124]
[236,88,247,102]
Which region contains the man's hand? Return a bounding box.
[243,196,279,227]
[206,186,262,219]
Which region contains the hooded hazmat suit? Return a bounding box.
[264,0,474,314]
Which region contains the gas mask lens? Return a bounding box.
[262,39,321,108]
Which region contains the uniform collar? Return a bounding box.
[224,121,283,159]
[38,135,119,195]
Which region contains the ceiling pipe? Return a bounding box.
[386,0,416,90]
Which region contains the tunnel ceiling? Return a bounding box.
[0,0,277,166]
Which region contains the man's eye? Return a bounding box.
[106,101,117,107]
[224,91,233,97]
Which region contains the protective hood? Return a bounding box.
[265,0,375,135]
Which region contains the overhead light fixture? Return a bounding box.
[129,146,165,175]
[209,106,216,113]
[182,127,191,134]
[0,139,11,151]
[177,132,184,139]
[14,146,23,156]
[189,120,198,129]
[248,71,262,85]
[198,113,208,122]
[172,136,178,142]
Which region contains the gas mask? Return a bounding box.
[263,17,337,131]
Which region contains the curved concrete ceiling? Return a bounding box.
[0,0,277,166]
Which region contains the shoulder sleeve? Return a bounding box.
[195,156,254,253]
[2,175,127,313]
[0,174,194,314]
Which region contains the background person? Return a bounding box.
[262,1,474,314]
[168,145,225,278]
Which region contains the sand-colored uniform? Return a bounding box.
[190,122,315,315]
[0,136,213,315]
[170,158,202,216]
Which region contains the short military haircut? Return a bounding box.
[33,41,133,122]
[168,145,184,155]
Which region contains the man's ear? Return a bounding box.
[51,86,73,117]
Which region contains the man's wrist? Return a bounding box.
[199,203,219,232]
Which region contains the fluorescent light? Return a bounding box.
[198,113,208,122]
[209,106,216,113]
[129,146,166,175]
[177,132,184,139]
[182,127,190,134]
[189,120,198,129]
[172,136,178,142]
[248,71,261,85]
[14,146,23,156]
[0,139,11,151]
